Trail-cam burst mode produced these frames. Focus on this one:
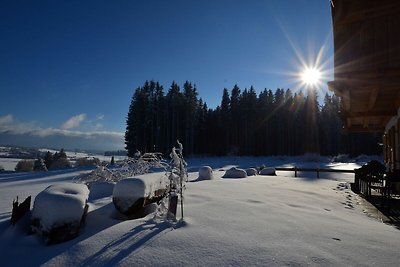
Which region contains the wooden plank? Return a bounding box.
[333,2,399,27]
[344,110,397,118]
[274,167,355,174]
[368,88,379,110]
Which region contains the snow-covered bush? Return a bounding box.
[198,166,214,180]
[15,160,34,172]
[113,177,167,216]
[49,158,71,170]
[75,157,100,167]
[75,154,168,183]
[222,167,247,178]
[246,168,258,176]
[0,165,5,172]
[259,167,276,176]
[31,183,89,244]
[34,158,48,171]
[75,166,117,184]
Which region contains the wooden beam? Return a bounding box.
[363,117,369,128]
[333,3,400,27]
[344,110,396,118]
[368,88,379,110]
[345,126,385,133]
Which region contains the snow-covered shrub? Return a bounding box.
[15,160,34,172]
[198,166,214,180]
[76,166,117,183]
[34,158,48,171]
[167,141,188,220]
[259,167,276,176]
[75,157,100,167]
[246,168,258,176]
[31,183,89,244]
[222,167,247,178]
[0,165,5,172]
[49,158,71,170]
[113,177,168,216]
[75,154,168,184]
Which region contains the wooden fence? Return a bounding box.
[274,167,355,178]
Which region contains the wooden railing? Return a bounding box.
[274,167,355,178]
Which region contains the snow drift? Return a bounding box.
[198,166,214,180]
[222,167,247,178]
[112,176,168,215]
[31,183,89,244]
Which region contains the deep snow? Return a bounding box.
[1,156,399,267]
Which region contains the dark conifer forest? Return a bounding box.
[125,80,381,157]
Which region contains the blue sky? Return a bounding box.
[0,0,334,151]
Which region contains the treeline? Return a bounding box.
[125,80,381,157]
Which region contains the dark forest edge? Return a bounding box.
[125,80,381,157]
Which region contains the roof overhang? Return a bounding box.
[329,0,400,133]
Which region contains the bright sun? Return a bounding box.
[301,67,322,86]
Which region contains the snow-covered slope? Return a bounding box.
[0,159,399,266]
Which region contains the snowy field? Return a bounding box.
[1,157,399,266]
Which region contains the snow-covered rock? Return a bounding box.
[31,183,89,244]
[246,168,258,176]
[113,176,167,216]
[259,167,276,176]
[198,166,214,180]
[222,167,247,178]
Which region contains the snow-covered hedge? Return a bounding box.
[113,176,168,216]
[75,157,101,167]
[246,168,258,176]
[198,166,214,180]
[15,160,34,172]
[49,158,71,170]
[222,167,247,178]
[31,183,89,244]
[259,167,276,176]
[75,155,168,183]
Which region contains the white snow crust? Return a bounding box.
[246,167,258,176]
[1,156,399,267]
[113,176,167,212]
[259,167,276,175]
[223,167,247,178]
[198,166,214,180]
[31,183,89,231]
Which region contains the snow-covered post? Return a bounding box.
[168,140,187,221]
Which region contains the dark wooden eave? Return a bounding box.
[329,0,400,132]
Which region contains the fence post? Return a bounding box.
[317,168,320,179]
[294,167,297,177]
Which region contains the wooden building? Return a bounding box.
[328,0,400,170]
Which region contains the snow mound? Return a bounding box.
[259,167,276,176]
[31,183,89,243]
[113,176,167,215]
[222,167,247,178]
[246,168,258,176]
[198,166,214,180]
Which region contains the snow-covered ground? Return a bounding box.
[1,157,399,266]
[0,158,22,171]
[0,148,127,171]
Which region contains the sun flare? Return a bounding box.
[301,67,322,87]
